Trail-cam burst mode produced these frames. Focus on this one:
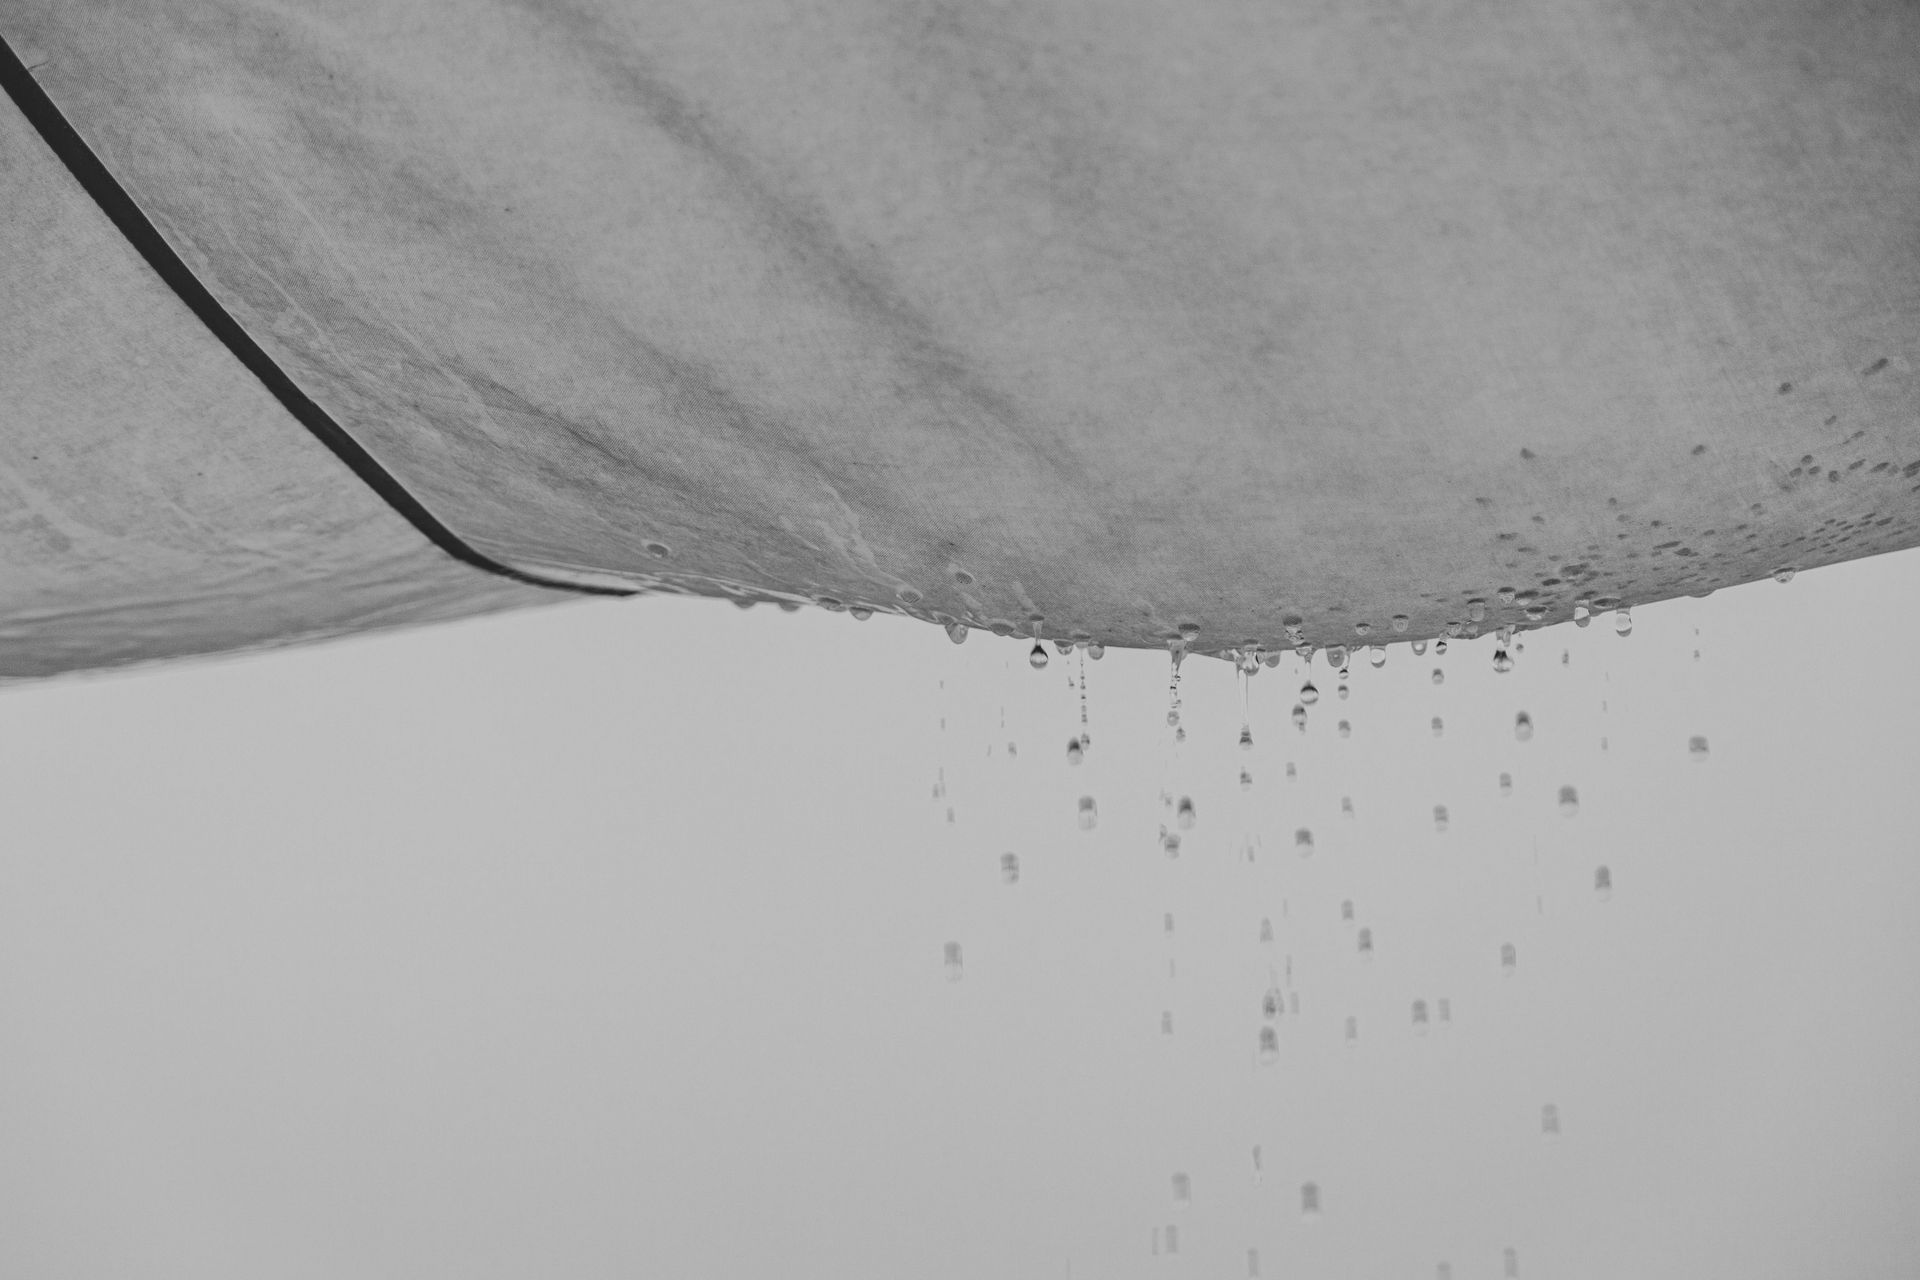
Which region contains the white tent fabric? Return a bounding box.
[3,0,1917,670]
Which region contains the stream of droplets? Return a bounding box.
[927,600,1721,1277]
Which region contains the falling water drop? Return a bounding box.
[1515,711,1534,741]
[1176,797,1197,830]
[1164,1224,1180,1255]
[1260,917,1275,944]
[1028,642,1049,669]
[1239,726,1254,751]
[1251,1145,1263,1182]
[1689,734,1709,760]
[1498,772,1512,796]
[1431,668,1445,686]
[1301,1182,1321,1219]
[1337,681,1349,699]
[1285,762,1297,780]
[1435,638,1449,656]
[1357,927,1374,960]
[1431,716,1445,738]
[1164,912,1175,935]
[1542,1103,1562,1140]
[944,942,963,982]
[1345,1015,1358,1044]
[1433,805,1449,833]
[1240,768,1254,791]
[1504,1246,1520,1278]
[1558,785,1580,816]
[1614,607,1633,636]
[1368,645,1387,668]
[945,622,968,644]
[1171,1172,1191,1207]
[1263,987,1283,1019]
[1162,1011,1175,1036]
[1162,831,1181,858]
[1501,942,1517,974]
[1248,1246,1261,1277]
[1594,865,1613,899]
[1773,566,1797,584]
[1341,795,1354,817]
[1066,738,1084,765]
[1412,999,1430,1035]
[1300,681,1320,706]
[1338,719,1351,738]
[1295,828,1314,857]
[1077,796,1098,830]
[1439,1264,1454,1280]
[1257,1025,1279,1064]
[1438,998,1451,1027]
[1292,704,1308,731]
[1492,648,1513,673]
[1391,614,1410,632]
[1000,853,1019,884]
[1340,899,1354,922]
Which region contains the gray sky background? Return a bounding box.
[2,549,1917,1280]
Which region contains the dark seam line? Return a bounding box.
[0,36,636,599]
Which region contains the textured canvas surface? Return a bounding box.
[4,1,1917,655]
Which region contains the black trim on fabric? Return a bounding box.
[0,35,636,598]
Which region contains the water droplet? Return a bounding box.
[1391,614,1410,632]
[1412,999,1430,1035]
[1357,927,1374,959]
[1028,642,1049,669]
[1594,865,1612,899]
[1164,912,1175,935]
[1178,621,1202,642]
[1176,797,1197,830]
[944,942,963,981]
[1345,1015,1358,1044]
[1492,648,1513,673]
[1333,719,1349,739]
[1412,639,1429,656]
[1162,831,1181,858]
[850,606,874,621]
[1341,795,1354,816]
[1285,762,1297,780]
[1171,1172,1191,1207]
[1498,772,1512,796]
[1773,566,1796,584]
[1515,712,1534,741]
[1501,942,1517,973]
[1263,987,1283,1019]
[1541,1103,1562,1140]
[1251,1145,1263,1181]
[945,622,968,644]
[1164,1224,1180,1255]
[1260,917,1275,944]
[1066,738,1084,765]
[1337,681,1349,699]
[1435,638,1450,655]
[1162,1011,1175,1036]
[1467,599,1487,622]
[644,540,672,558]
[1292,704,1308,730]
[1300,681,1320,705]
[1504,1246,1520,1278]
[1300,1182,1321,1219]
[1000,853,1020,884]
[1257,1025,1279,1064]
[1238,726,1254,751]
[1340,899,1354,922]
[1088,642,1105,660]
[1431,668,1445,686]
[1689,734,1709,760]
[1431,716,1445,737]
[1573,600,1591,627]
[1292,827,1314,857]
[1558,785,1579,816]
[1362,645,1386,671]
[1326,645,1349,670]
[1433,805,1449,833]
[1614,607,1633,636]
[1077,796,1098,830]
[1006,741,1017,758]
[817,597,846,612]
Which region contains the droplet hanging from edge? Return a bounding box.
[850,606,873,621]
[1492,648,1513,673]
[1594,865,1613,899]
[1498,771,1512,796]
[944,942,963,981]
[1258,1025,1279,1064]
[1028,641,1049,669]
[1300,1181,1321,1219]
[1325,645,1349,670]
[1300,680,1320,705]
[1614,606,1633,636]
[1176,796,1197,830]
[1000,853,1019,884]
[945,621,968,644]
[1501,942,1517,973]
[1368,645,1386,668]
[1559,784,1579,816]
[1541,1103,1562,1140]
[1295,827,1314,856]
[1411,639,1428,655]
[1435,637,1449,655]
[1087,641,1105,659]
[1689,734,1709,760]
[1433,805,1449,833]
[1077,795,1098,830]
[1773,566,1797,584]
[1573,600,1591,627]
[1515,711,1534,741]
